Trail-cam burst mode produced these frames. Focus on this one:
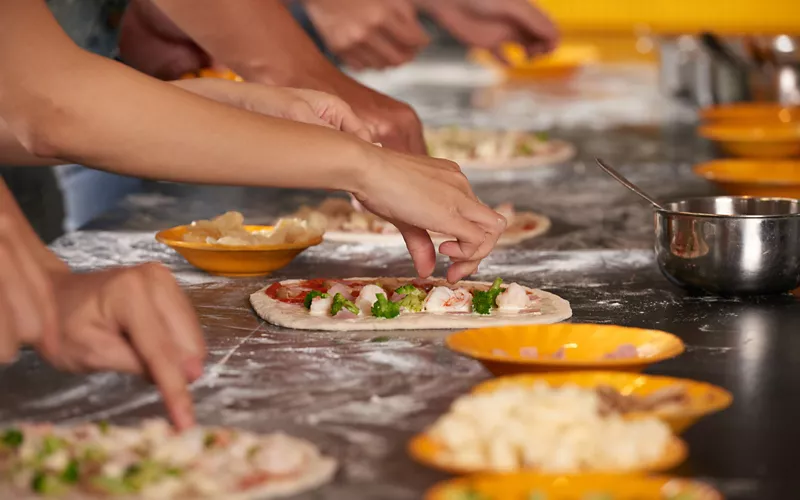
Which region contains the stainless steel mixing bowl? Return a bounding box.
[655,196,800,294]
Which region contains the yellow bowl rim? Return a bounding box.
[424,473,723,500]
[155,224,323,252]
[471,370,733,421]
[445,324,686,369]
[700,103,800,120]
[693,160,800,186]
[698,123,800,142]
[408,432,688,476]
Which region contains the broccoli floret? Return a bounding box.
[394,285,426,312]
[1,428,23,448]
[303,290,328,309]
[395,284,424,297]
[535,131,549,141]
[371,293,400,319]
[330,293,360,316]
[31,472,68,495]
[471,278,504,315]
[61,460,80,484]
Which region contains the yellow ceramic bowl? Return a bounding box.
[698,123,800,158]
[472,371,732,434]
[694,159,800,198]
[470,43,600,79]
[700,103,800,126]
[408,433,687,476]
[425,473,722,500]
[445,324,685,376]
[155,225,321,277]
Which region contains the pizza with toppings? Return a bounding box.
[425,127,575,170]
[250,277,572,331]
[291,199,550,246]
[0,419,335,499]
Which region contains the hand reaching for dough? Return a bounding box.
[38,264,207,431]
[172,79,372,141]
[303,0,429,70]
[355,145,506,282]
[416,0,559,60]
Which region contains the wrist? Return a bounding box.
[334,138,380,198]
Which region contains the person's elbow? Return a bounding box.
[4,101,73,160]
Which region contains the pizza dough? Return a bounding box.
[291,199,551,246]
[250,278,572,331]
[425,127,576,171]
[0,419,336,499]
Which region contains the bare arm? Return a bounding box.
[131,0,427,153]
[148,0,341,86]
[0,119,59,166]
[0,0,370,192]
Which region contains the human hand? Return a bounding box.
[329,75,427,154]
[417,0,559,60]
[37,264,206,430]
[303,0,429,70]
[0,210,58,363]
[352,145,506,281]
[172,79,372,140]
[119,0,210,80]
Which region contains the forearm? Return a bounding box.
[0,180,68,273]
[0,2,369,193]
[151,0,338,87]
[0,118,60,167]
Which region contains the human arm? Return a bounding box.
[1,1,503,280]
[414,0,559,60]
[0,118,60,166]
[1,178,204,429]
[301,0,429,70]
[120,0,427,153]
[170,79,372,141]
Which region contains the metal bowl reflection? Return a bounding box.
[655,196,800,295]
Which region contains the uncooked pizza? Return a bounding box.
[425,127,575,170]
[0,419,335,499]
[250,277,572,331]
[291,199,550,246]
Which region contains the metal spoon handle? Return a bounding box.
[594,158,665,211]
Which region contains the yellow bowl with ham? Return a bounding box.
[445,324,685,375]
[155,225,321,277]
[472,371,732,434]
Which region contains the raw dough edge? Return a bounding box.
[322,213,551,246]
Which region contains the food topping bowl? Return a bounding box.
[694,159,800,198]
[473,371,732,434]
[425,473,722,500]
[155,225,321,277]
[698,123,800,158]
[655,196,800,294]
[445,324,685,375]
[700,103,800,125]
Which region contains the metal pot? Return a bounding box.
[658,34,800,107]
[655,196,800,295]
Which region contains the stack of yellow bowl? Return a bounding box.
[470,43,601,79]
[410,324,731,499]
[695,103,800,196]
